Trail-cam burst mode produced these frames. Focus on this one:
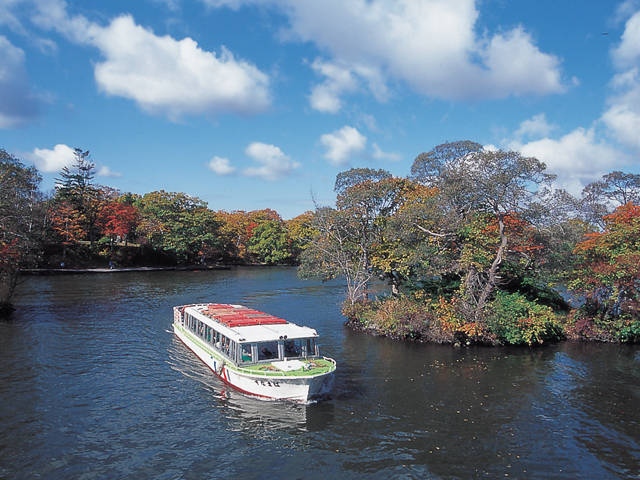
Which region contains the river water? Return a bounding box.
[1,267,638,479]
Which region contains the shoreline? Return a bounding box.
[19,265,232,275]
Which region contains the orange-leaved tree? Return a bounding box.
[570,202,640,342]
[98,201,140,246]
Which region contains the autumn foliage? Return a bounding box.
[569,202,640,342]
[2,143,639,344]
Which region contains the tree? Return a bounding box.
[300,169,409,304]
[410,140,483,185]
[570,202,640,342]
[247,220,292,264]
[299,206,375,305]
[286,211,316,261]
[97,201,140,246]
[47,201,86,260]
[0,149,44,313]
[372,181,449,293]
[136,191,221,263]
[581,171,640,229]
[54,148,102,242]
[410,142,556,325]
[216,209,283,263]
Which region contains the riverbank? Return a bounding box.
[19,265,231,275]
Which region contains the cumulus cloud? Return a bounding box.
[309,59,358,113]
[29,144,76,172]
[243,142,299,180]
[0,36,41,128]
[510,126,626,195]
[208,155,236,175]
[92,16,270,120]
[273,0,565,110]
[29,144,119,177]
[320,125,367,165]
[97,165,121,178]
[505,7,640,195]
[514,113,556,140]
[602,9,640,152]
[30,3,271,120]
[372,143,401,162]
[611,9,640,68]
[91,16,271,120]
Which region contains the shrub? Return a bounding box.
[487,291,564,346]
[342,295,450,343]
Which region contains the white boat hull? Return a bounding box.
[173,323,334,403]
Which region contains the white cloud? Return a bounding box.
[0,35,41,128]
[372,143,401,162]
[308,58,389,113]
[309,59,358,113]
[97,165,121,178]
[29,144,75,172]
[200,0,565,107]
[602,9,640,152]
[612,10,640,68]
[91,16,271,120]
[243,142,299,180]
[276,0,565,106]
[478,27,564,97]
[506,7,640,195]
[514,113,556,140]
[511,127,626,195]
[30,4,271,120]
[208,155,236,175]
[320,125,367,165]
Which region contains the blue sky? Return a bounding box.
[1,0,639,219]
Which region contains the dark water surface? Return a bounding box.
[1,267,638,479]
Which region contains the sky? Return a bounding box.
[1,0,640,219]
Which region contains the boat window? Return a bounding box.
[284,339,303,358]
[257,341,279,361]
[302,338,317,357]
[229,341,237,361]
[220,336,230,356]
[197,320,205,338]
[240,344,252,363]
[309,338,318,356]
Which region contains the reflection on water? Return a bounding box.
[167,336,313,435]
[1,267,639,480]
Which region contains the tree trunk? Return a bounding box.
[474,216,507,322]
[0,268,18,316]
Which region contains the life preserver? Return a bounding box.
[216,360,225,375]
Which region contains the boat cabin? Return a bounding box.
[178,304,320,366]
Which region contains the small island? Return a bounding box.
[2,143,639,346]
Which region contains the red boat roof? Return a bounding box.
[199,303,288,328]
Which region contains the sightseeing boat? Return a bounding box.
[172,303,336,403]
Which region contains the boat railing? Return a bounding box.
[233,356,337,378]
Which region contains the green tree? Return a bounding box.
[300,168,409,304]
[286,211,316,261]
[372,181,451,295]
[54,148,102,242]
[0,149,44,313]
[247,220,292,264]
[410,142,555,326]
[136,191,220,263]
